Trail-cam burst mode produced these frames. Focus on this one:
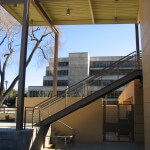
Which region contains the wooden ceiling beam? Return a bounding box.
[88,0,95,24]
[31,0,58,34]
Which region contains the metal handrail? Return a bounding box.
[26,51,142,127]
[57,120,79,136]
[34,51,141,108]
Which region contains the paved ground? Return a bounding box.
[0,123,144,150]
[41,142,144,150]
[70,142,144,150]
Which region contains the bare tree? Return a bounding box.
[0,7,57,106]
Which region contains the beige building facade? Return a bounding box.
[24,97,103,143]
[140,1,150,150]
[119,79,144,142]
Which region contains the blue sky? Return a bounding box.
[59,24,137,57]
[5,24,139,90]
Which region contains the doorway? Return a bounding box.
[103,103,134,142]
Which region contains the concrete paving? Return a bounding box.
[71,142,144,150]
[0,123,144,150]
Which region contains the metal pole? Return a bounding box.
[16,0,30,130]
[135,24,140,69]
[117,104,120,141]
[103,101,106,141]
[52,33,59,96]
[24,107,26,130]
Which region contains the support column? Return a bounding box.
[52,33,59,96]
[16,0,30,130]
[135,24,140,69]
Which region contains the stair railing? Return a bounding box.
[24,51,142,126]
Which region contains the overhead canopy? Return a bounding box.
[1,0,139,26]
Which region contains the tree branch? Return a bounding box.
[0,28,53,105]
[0,34,7,46]
[38,46,47,60]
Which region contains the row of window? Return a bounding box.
[90,69,131,76]
[46,70,68,76]
[29,89,121,98]
[105,91,122,99]
[46,69,131,77]
[90,80,114,86]
[90,61,135,68]
[43,80,68,86]
[29,91,63,97]
[58,62,68,67]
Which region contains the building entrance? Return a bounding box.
[103,103,134,142]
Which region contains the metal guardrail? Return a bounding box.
[0,107,17,122]
[34,51,142,109]
[23,51,142,128]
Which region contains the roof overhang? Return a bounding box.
[0,0,139,26]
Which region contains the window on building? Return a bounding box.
[58,70,68,76]
[46,70,68,76]
[46,70,53,76]
[58,62,68,67]
[90,61,114,68]
[57,80,68,86]
[106,91,122,99]
[43,80,68,86]
[90,61,135,68]
[90,80,114,86]
[29,90,52,97]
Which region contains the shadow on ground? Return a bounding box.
[71,142,144,150]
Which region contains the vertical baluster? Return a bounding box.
[86,82,88,96]
[48,103,50,116]
[24,107,26,130]
[65,91,67,108]
[117,104,120,141]
[39,108,41,123]
[55,102,57,114]
[32,109,34,128]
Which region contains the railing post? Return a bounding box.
[131,104,135,142]
[32,109,34,128]
[24,107,26,130]
[65,87,68,107]
[117,104,120,141]
[39,108,41,123]
[83,82,86,97]
[48,103,50,116]
[103,101,106,141]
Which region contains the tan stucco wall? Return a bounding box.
[119,81,134,104]
[140,0,150,149]
[24,97,48,107]
[24,97,103,143]
[52,99,103,144]
[118,80,144,142]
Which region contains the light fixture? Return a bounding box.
[30,19,34,25]
[66,8,70,16]
[14,4,17,7]
[114,17,118,23]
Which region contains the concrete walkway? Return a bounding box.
[0,123,144,150]
[71,142,144,150]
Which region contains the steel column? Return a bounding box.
[135,24,140,69]
[16,0,30,130]
[52,33,59,96]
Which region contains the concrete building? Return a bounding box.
[28,52,134,103]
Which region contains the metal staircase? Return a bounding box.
[28,51,142,150]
